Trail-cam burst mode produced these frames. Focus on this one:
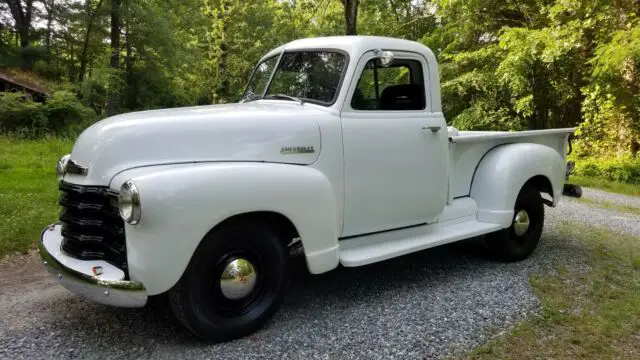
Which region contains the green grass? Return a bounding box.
[578,197,640,216]
[458,223,640,359]
[569,175,640,197]
[0,135,72,258]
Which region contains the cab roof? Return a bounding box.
[261,36,436,63]
[258,36,442,113]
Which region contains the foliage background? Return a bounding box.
[1,0,639,181]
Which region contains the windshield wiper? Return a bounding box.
[240,93,263,103]
[266,93,304,105]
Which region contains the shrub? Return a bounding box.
[79,73,109,115]
[572,156,640,184]
[0,90,97,138]
[79,66,125,115]
[0,92,48,137]
[43,90,97,136]
[33,60,64,80]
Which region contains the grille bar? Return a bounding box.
[58,181,128,275]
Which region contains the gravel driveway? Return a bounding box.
[1,188,639,360]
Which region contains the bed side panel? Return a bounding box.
[450,133,569,198]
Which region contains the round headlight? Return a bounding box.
[119,180,141,225]
[56,154,70,182]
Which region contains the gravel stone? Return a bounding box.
[0,190,637,360]
[579,187,640,209]
[552,196,640,237]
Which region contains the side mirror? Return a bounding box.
[374,49,394,67]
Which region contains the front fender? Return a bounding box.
[470,143,565,227]
[110,162,339,295]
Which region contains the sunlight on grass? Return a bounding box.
[0,136,73,258]
[458,223,640,359]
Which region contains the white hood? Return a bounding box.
[65,101,328,186]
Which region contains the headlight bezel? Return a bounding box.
[118,180,142,225]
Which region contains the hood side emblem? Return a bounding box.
[65,159,89,176]
[280,146,315,155]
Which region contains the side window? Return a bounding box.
[351,58,426,111]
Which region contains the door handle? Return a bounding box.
[422,125,441,133]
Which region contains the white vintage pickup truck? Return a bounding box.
[39,36,576,341]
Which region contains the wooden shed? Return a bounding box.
[0,70,50,102]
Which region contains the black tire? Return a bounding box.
[144,292,169,309]
[485,182,544,262]
[168,219,289,341]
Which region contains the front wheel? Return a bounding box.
[485,183,544,262]
[168,219,289,341]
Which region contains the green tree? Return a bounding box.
[0,0,637,162]
[4,0,36,68]
[423,0,640,159]
[202,0,309,103]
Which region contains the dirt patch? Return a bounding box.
[0,250,50,295]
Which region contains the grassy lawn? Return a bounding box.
[569,175,640,197]
[0,136,72,258]
[459,223,640,359]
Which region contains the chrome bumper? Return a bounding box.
[38,223,147,308]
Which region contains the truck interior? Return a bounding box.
[351,58,426,111]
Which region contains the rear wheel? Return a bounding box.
[485,183,544,262]
[169,219,289,341]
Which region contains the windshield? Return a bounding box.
[241,50,347,105]
[241,55,279,102]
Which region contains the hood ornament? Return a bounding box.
[66,159,88,176]
[58,156,88,177]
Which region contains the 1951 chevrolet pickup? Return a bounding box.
[40,36,577,341]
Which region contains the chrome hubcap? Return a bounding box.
[513,209,530,236]
[220,258,257,300]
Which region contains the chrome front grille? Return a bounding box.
[58,181,128,275]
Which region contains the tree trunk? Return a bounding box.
[106,0,122,116]
[44,0,55,59]
[340,0,358,35]
[216,41,228,103]
[78,0,105,83]
[68,40,75,81]
[125,23,135,110]
[212,0,229,104]
[6,0,34,69]
[109,0,121,70]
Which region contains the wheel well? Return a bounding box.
[525,175,553,202]
[215,211,300,247]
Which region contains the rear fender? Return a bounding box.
[470,143,565,227]
[110,162,339,295]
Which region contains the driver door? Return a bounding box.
[339,51,448,238]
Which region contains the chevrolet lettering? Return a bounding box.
[280,146,315,154]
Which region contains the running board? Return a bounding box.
[338,217,503,267]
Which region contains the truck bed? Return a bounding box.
[449,128,575,143]
[447,127,575,199]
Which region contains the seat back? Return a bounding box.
[379,84,425,110]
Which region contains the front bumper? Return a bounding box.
[38,223,147,308]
